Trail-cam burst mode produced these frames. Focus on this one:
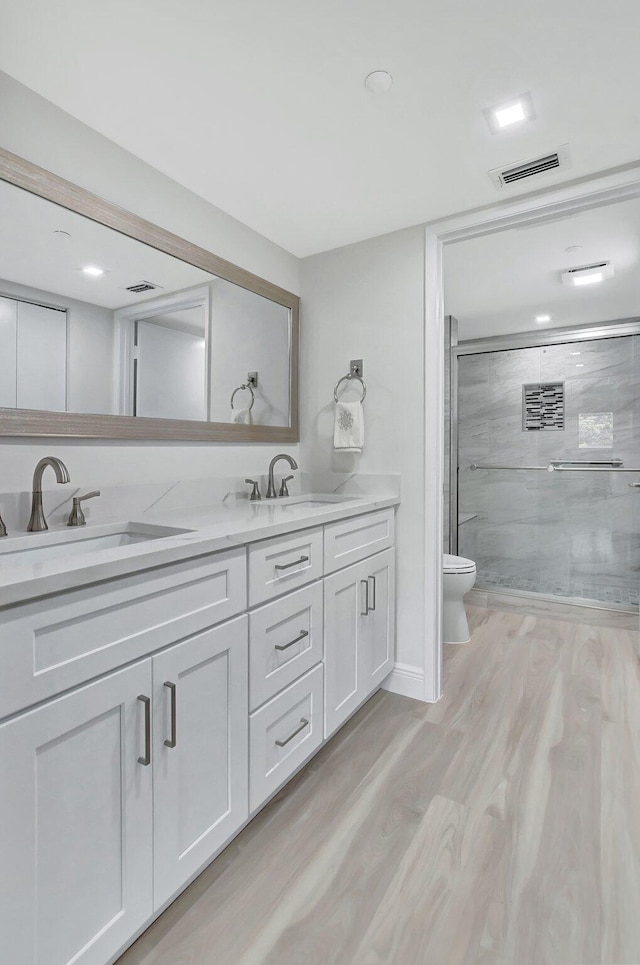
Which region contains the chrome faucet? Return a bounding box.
[27,456,71,532]
[266,453,298,498]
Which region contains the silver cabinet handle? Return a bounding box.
[275,629,309,651]
[368,575,377,611]
[137,694,151,766]
[275,717,309,747]
[361,579,370,615]
[164,681,177,748]
[275,555,309,571]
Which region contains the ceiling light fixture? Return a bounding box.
[561,261,613,287]
[535,314,551,323]
[570,351,581,356]
[82,265,105,277]
[364,70,393,94]
[484,92,536,134]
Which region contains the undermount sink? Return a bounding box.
[253,495,355,510]
[0,521,192,567]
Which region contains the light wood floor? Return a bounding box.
[119,606,640,965]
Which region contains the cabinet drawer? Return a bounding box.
[249,527,323,606]
[0,547,247,721]
[249,582,323,711]
[324,508,395,575]
[249,663,323,812]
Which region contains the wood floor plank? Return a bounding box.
[599,637,640,963]
[350,794,506,965]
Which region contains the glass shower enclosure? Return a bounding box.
[452,329,640,610]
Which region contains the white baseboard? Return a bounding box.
[382,662,426,701]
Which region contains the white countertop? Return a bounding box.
[0,493,399,608]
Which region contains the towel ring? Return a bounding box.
[230,383,255,410]
[334,373,366,404]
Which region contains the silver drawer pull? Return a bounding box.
[275,555,309,572]
[164,681,177,748]
[137,694,151,766]
[276,717,310,747]
[275,629,309,651]
[361,579,370,615]
[368,575,377,611]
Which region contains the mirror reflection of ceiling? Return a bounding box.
[445,195,640,340]
[0,180,214,308]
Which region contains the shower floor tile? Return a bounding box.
[475,568,640,608]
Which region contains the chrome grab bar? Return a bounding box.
[469,461,640,473]
[469,464,550,471]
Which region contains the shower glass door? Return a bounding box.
[457,335,640,609]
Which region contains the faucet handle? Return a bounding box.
[68,490,101,527]
[0,512,6,537]
[245,479,262,501]
[279,475,294,498]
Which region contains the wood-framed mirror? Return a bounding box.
[0,147,299,442]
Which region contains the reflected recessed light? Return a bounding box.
[535,314,551,323]
[364,70,393,94]
[484,92,536,133]
[561,261,613,287]
[570,351,581,356]
[576,363,585,367]
[82,265,105,277]
[565,244,583,253]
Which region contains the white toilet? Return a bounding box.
[443,554,476,644]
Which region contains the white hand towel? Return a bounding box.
[333,401,364,453]
[231,406,252,425]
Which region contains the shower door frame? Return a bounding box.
[423,163,640,703]
[448,316,640,555]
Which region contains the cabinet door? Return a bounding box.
[361,548,395,691]
[0,662,153,965]
[323,558,370,738]
[152,616,249,908]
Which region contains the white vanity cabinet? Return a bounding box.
[152,616,248,908]
[0,661,154,965]
[0,502,397,965]
[324,547,395,738]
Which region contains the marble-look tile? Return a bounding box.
[456,334,640,606]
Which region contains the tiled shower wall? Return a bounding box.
[457,335,640,606]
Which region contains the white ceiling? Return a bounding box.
[444,195,640,339]
[0,179,212,309]
[1,1,640,256]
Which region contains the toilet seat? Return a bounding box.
[443,553,476,574]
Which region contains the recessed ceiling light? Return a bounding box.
[82,265,105,277]
[535,314,551,323]
[53,229,71,239]
[570,351,581,356]
[576,363,585,367]
[364,70,393,94]
[565,244,583,253]
[484,92,536,134]
[561,261,613,287]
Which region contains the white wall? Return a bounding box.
[0,71,301,491]
[300,226,429,690]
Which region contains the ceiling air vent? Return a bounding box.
[489,144,571,189]
[125,280,162,294]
